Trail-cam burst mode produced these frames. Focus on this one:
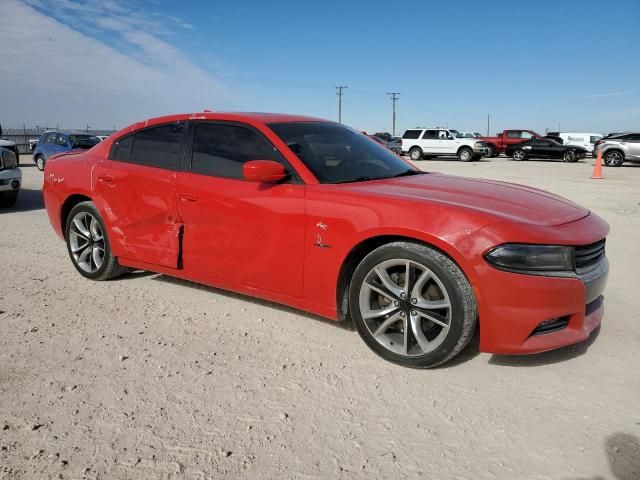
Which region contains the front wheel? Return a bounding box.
[458,148,473,162]
[487,145,498,158]
[409,147,423,161]
[349,242,477,368]
[65,201,127,280]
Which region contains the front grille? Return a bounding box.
[530,316,570,336]
[575,239,606,270]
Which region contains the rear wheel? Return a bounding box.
[603,150,624,167]
[409,147,424,161]
[65,201,127,281]
[512,149,526,161]
[562,150,577,163]
[458,148,473,162]
[35,155,45,171]
[349,242,477,368]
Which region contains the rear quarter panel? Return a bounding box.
[43,152,97,239]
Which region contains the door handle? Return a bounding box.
[98,175,114,184]
[181,193,198,202]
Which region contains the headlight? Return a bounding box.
[484,244,574,273]
[475,142,485,147]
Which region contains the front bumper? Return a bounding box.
[0,169,21,192]
[475,260,607,354]
[456,213,609,355]
[473,147,490,156]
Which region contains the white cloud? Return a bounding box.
[0,0,233,129]
[586,90,634,99]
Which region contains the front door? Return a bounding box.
[176,121,306,298]
[92,122,185,268]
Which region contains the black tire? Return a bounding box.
[0,191,18,208]
[512,148,526,161]
[349,242,477,368]
[35,155,45,171]
[603,150,624,167]
[65,201,127,281]
[562,150,577,163]
[409,147,423,161]
[487,145,498,158]
[458,147,473,162]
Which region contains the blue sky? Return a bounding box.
[1,0,639,134]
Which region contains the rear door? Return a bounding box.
[420,129,439,153]
[92,122,186,268]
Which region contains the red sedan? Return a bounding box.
[43,112,609,368]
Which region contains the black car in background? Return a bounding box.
[505,138,588,162]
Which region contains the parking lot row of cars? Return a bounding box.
[390,127,640,166]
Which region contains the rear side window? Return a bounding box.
[127,123,185,170]
[626,134,640,141]
[110,134,134,162]
[402,130,422,139]
[423,130,438,139]
[191,123,283,180]
[506,131,522,138]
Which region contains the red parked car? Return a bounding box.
[43,112,609,368]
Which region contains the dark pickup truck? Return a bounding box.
[479,130,543,157]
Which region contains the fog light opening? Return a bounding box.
[530,316,570,336]
[10,180,20,190]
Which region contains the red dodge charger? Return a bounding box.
[43,112,609,368]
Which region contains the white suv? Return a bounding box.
[401,128,489,162]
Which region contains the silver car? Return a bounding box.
[597,132,640,167]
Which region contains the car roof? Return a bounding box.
[131,112,331,127]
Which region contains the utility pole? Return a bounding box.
[558,121,561,133]
[387,92,400,136]
[486,114,491,137]
[335,86,348,123]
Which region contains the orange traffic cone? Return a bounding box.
[591,150,604,179]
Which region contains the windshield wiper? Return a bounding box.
[333,176,375,184]
[388,169,427,178]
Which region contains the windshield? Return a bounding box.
[269,122,421,184]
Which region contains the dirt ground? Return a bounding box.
[1,154,639,480]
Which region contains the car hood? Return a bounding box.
[344,173,589,226]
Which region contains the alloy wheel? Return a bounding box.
[358,259,452,357]
[68,211,105,273]
[36,156,45,171]
[513,150,525,161]
[605,151,623,167]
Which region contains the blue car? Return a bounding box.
[33,131,100,171]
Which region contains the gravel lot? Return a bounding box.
[1,154,639,479]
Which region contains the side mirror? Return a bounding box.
[243,160,288,183]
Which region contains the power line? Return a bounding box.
[335,86,348,123]
[386,92,400,136]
